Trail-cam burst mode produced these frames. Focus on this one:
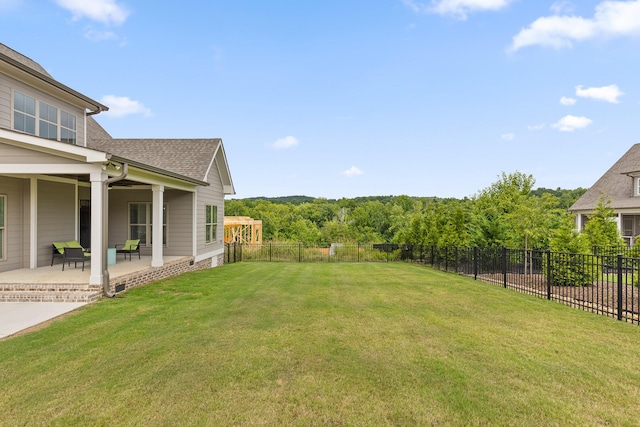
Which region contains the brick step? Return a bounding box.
[0,290,101,303]
[0,283,100,293]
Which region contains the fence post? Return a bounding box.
[455,247,459,273]
[502,246,507,288]
[445,247,448,272]
[299,243,302,263]
[546,250,551,300]
[358,242,360,263]
[617,254,623,321]
[269,243,272,262]
[474,247,478,280]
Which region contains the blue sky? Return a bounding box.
[2,0,640,199]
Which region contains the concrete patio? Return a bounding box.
[0,255,193,302]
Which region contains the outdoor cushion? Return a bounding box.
[116,239,141,260]
[122,239,140,250]
[53,241,67,254]
[65,240,90,256]
[65,240,83,248]
[52,240,90,257]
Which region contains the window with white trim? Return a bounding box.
[39,101,58,140]
[0,195,5,261]
[13,92,36,135]
[205,205,218,244]
[60,110,77,144]
[13,91,77,144]
[129,202,167,246]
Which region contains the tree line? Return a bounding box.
[225,171,622,251]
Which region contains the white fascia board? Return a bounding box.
[213,142,236,195]
[0,129,109,163]
[203,140,220,183]
[125,167,198,192]
[0,163,101,174]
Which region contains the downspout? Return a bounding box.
[102,163,128,297]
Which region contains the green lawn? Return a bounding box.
[2,263,640,426]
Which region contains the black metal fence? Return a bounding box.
[224,243,640,325]
[225,242,406,263]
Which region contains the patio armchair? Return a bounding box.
[51,240,90,266]
[62,247,90,271]
[115,239,141,261]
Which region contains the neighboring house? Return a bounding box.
[570,144,640,246]
[0,43,234,295]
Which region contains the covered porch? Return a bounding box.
[0,254,207,302]
[0,133,204,298]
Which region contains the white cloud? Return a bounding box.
[84,29,118,41]
[552,115,592,132]
[550,1,575,15]
[575,84,624,103]
[100,95,152,118]
[271,136,299,149]
[402,0,514,20]
[0,0,21,12]
[501,133,515,141]
[54,0,129,26]
[527,123,545,131]
[510,0,640,51]
[342,166,364,177]
[560,96,577,106]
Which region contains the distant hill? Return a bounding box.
[239,195,458,205]
[243,195,317,205]
[237,188,586,209]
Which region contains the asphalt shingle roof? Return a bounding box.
[570,144,640,211]
[0,43,50,76]
[87,138,220,183]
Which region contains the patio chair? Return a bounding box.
[51,240,89,266]
[115,239,141,261]
[51,242,66,266]
[62,247,90,271]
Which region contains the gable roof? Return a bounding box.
[87,138,234,191]
[0,43,50,76]
[570,143,640,211]
[0,43,108,114]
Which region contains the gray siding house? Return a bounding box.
[570,144,640,245]
[0,43,234,296]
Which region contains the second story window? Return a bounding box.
[61,111,76,144]
[39,101,58,140]
[13,92,36,135]
[13,91,77,145]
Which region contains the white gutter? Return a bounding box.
[102,163,128,297]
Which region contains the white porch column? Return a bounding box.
[89,172,107,285]
[152,185,164,267]
[29,178,37,269]
[575,213,583,232]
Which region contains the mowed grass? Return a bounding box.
[2,263,640,426]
